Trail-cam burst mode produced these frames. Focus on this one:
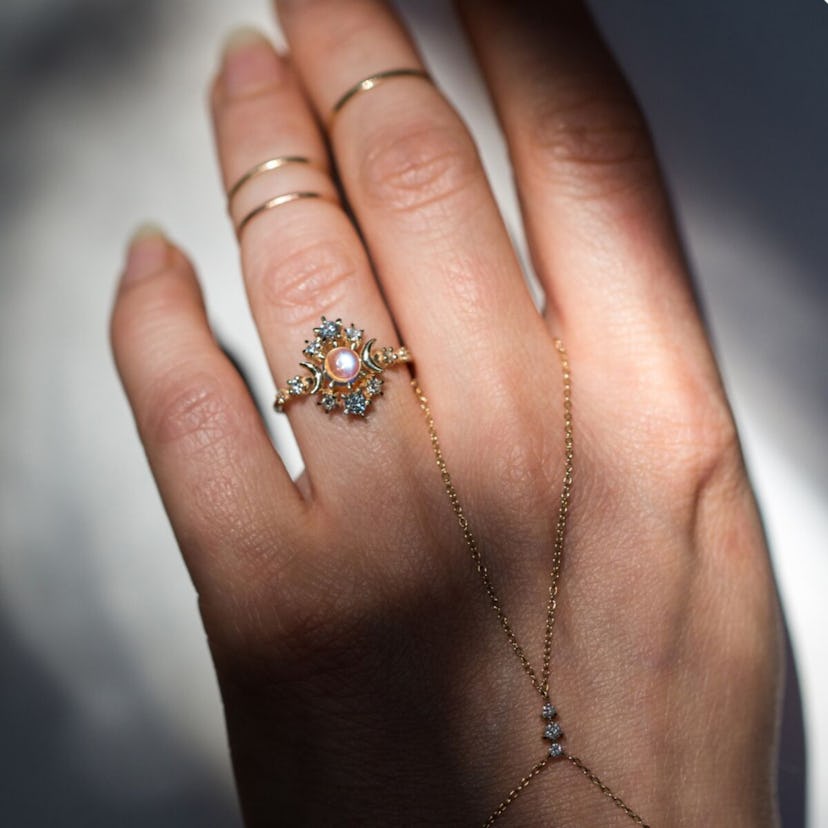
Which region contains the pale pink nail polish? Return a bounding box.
[220,26,281,97]
[123,224,168,284]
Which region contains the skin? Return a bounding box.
[110,1,782,825]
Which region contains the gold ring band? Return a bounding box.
[331,68,431,119]
[226,155,313,204]
[274,316,411,417]
[235,191,330,237]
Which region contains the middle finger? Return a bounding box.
[277,0,552,446]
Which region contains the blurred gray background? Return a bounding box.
[1,0,825,825]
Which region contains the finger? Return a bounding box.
[458,1,717,370]
[111,227,302,599]
[212,28,421,485]
[459,1,740,505]
[275,0,553,443]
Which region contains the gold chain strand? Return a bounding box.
[411,380,545,693]
[567,754,651,827]
[411,340,572,698]
[539,341,573,698]
[482,757,551,828]
[411,339,649,826]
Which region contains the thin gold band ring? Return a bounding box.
[331,68,431,119]
[226,155,313,204]
[235,191,331,237]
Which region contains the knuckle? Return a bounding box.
[359,117,479,216]
[688,411,743,503]
[528,82,657,200]
[140,381,275,570]
[667,402,740,484]
[643,371,742,498]
[252,237,361,327]
[143,372,239,455]
[215,74,289,127]
[111,264,200,352]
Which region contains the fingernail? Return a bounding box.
[220,26,280,96]
[222,26,268,56]
[123,223,168,284]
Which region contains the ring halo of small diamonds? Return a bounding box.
[274,316,411,417]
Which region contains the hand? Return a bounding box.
[111,1,781,825]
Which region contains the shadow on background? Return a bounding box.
[589,0,828,496]
[0,604,240,827]
[0,0,155,217]
[1,1,241,824]
[586,3,824,821]
[779,628,807,827]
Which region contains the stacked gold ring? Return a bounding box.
[226,68,431,236]
[226,70,428,416]
[226,155,328,237]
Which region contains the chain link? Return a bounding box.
[411,340,648,826]
[482,757,551,828]
[567,754,651,826]
[412,380,545,693]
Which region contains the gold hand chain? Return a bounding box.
[412,340,650,827]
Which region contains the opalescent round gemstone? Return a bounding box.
[325,347,361,383]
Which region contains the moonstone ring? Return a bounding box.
[274,316,411,417]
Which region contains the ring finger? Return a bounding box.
[212,29,419,487]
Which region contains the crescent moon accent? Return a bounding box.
[361,339,384,373]
[300,362,323,394]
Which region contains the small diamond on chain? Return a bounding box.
[319,393,337,412]
[287,376,305,396]
[544,723,562,740]
[541,702,563,757]
[415,343,648,824]
[366,377,383,396]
